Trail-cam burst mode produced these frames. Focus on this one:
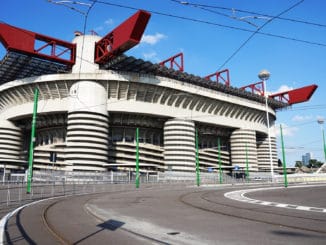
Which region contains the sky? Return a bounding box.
[1,0,326,166]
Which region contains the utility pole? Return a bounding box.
[245,143,249,182]
[218,137,223,184]
[27,88,39,194]
[317,119,326,162]
[280,124,288,187]
[135,127,140,188]
[195,128,200,186]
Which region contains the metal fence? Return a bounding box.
[274,173,326,184]
[0,170,251,210]
[1,170,326,212]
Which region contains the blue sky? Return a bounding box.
[1,0,326,166]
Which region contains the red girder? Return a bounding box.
[0,23,76,66]
[204,69,230,86]
[159,52,184,72]
[240,81,317,105]
[95,10,151,64]
[269,84,318,105]
[240,81,265,96]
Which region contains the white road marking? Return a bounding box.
[224,185,326,213]
[0,198,55,245]
[0,194,75,245]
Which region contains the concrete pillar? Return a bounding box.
[230,129,258,171]
[257,135,278,171]
[164,118,195,172]
[65,33,109,171]
[0,120,23,168]
[66,81,109,171]
[71,34,101,74]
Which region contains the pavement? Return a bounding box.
[2,184,326,244]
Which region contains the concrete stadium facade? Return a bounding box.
[0,34,281,174]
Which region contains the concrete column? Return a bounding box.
[257,135,278,171]
[230,129,258,171]
[164,118,195,172]
[66,81,109,171]
[71,34,101,74]
[65,33,109,171]
[0,120,23,169]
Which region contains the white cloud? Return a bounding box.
[141,33,167,45]
[143,51,157,60]
[292,115,312,122]
[94,26,104,33]
[142,51,161,63]
[104,18,114,26]
[94,18,114,34]
[273,85,293,94]
[275,123,298,137]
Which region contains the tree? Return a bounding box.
[295,161,303,168]
[307,159,323,168]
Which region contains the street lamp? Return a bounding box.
[195,128,200,186]
[27,88,39,194]
[135,127,140,188]
[317,118,326,162]
[258,69,274,180]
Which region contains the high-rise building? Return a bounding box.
[302,153,313,166]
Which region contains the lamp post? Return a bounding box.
[195,128,200,186]
[317,118,326,162]
[135,127,140,188]
[217,137,223,184]
[245,143,249,182]
[2,164,6,184]
[258,69,274,180]
[280,124,288,187]
[27,88,39,194]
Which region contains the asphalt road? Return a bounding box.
[2,184,326,244]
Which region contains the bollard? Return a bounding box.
[6,187,10,206]
[19,184,22,203]
[51,182,54,196]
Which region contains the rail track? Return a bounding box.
[3,185,326,244]
[179,189,326,234]
[41,192,169,245]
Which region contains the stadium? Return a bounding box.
[0,10,317,177]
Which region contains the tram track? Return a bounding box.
[179,189,326,234]
[3,185,326,244]
[40,192,169,245]
[42,197,77,245]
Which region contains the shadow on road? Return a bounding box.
[73,219,125,244]
[271,230,325,239]
[5,209,37,245]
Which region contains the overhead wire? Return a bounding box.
[0,20,98,76]
[285,104,326,111]
[170,0,268,28]
[171,0,325,69]
[47,0,90,15]
[217,0,305,69]
[1,1,324,115]
[31,1,99,112]
[85,0,326,49]
[77,0,97,77]
[74,0,99,111]
[278,119,318,128]
[170,0,326,29]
